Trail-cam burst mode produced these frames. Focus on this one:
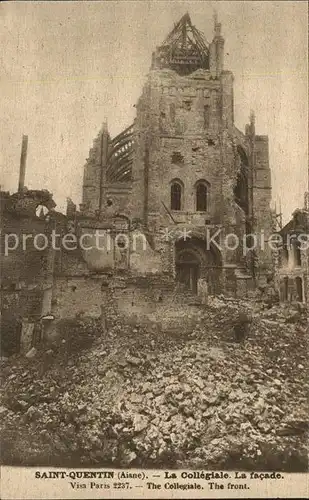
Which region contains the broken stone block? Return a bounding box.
[25,406,43,420]
[133,414,149,433]
[125,355,141,366]
[193,377,204,390]
[0,406,8,415]
[25,347,37,359]
[16,400,29,411]
[121,450,137,466]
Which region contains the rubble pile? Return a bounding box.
[0,298,308,471]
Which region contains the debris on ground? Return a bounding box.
[0,299,308,471]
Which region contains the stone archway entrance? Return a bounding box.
[176,250,199,294]
[175,236,222,295]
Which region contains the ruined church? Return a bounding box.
[80,13,273,296]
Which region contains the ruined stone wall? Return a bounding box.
[55,248,90,276]
[131,69,238,231]
[128,66,253,293]
[51,277,103,320]
[252,136,273,280]
[276,244,308,303]
[0,212,58,328]
[104,185,131,216]
[80,25,274,293]
[49,274,203,341]
[1,217,51,287]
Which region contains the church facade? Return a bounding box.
[80,14,273,296]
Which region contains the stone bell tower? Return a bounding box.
[130,12,236,230]
[128,12,273,292]
[82,12,273,294]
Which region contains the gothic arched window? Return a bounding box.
[171,181,182,211]
[195,181,209,212]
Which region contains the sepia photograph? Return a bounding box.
[0,1,308,498]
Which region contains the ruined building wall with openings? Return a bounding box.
[81,13,273,296]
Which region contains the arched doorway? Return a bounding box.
[176,249,200,294]
[175,236,222,295]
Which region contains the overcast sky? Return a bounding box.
[0,1,308,223]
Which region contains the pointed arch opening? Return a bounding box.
[195,180,209,212]
[170,179,183,211]
[175,235,222,295]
